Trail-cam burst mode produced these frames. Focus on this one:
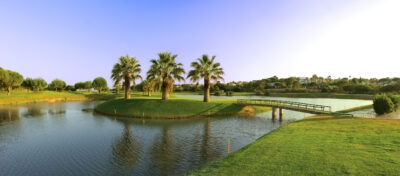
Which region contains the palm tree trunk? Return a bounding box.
[7,86,11,96]
[125,80,130,99]
[162,88,169,100]
[116,87,119,94]
[147,89,151,96]
[204,79,210,102]
[161,83,169,100]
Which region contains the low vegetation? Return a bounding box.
[187,116,400,176]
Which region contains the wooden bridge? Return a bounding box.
[237,99,333,120]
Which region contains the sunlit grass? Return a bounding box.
[95,93,270,119]
[0,91,120,104]
[187,116,400,175]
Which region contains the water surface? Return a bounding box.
[0,97,371,175]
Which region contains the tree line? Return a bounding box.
[0,67,109,95]
[4,52,400,102]
[0,52,225,103]
[178,74,400,95]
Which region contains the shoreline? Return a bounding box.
[186,115,400,175]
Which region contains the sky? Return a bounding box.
[1,0,400,86]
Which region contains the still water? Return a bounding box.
[0,97,371,175]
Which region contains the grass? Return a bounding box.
[269,92,374,100]
[0,91,119,104]
[187,116,400,176]
[175,91,373,100]
[95,95,271,119]
[175,91,256,96]
[336,104,373,113]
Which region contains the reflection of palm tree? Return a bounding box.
[110,124,142,175]
[148,126,183,175]
[200,119,222,163]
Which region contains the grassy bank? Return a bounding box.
[0,91,119,104]
[95,96,271,119]
[336,104,373,113]
[187,116,400,175]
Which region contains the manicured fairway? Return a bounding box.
[187,116,400,175]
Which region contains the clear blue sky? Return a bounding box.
[1,0,399,86]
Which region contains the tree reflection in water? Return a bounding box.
[148,126,184,175]
[109,124,142,175]
[200,119,222,163]
[48,103,66,116]
[0,107,20,123]
[24,105,45,117]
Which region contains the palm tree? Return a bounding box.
[111,55,142,99]
[187,54,224,102]
[147,52,185,100]
[142,79,155,96]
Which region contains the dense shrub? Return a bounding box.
[387,94,400,110]
[264,90,270,96]
[373,94,395,115]
[321,86,339,93]
[283,88,308,93]
[380,84,400,93]
[225,91,234,96]
[214,90,222,96]
[256,89,264,95]
[343,84,373,94]
[65,85,76,91]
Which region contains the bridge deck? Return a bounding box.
[237,99,332,114]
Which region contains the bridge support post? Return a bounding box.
[279,108,283,121]
[272,107,277,120]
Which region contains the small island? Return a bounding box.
[95,96,271,119]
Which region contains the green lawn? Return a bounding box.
[269,92,373,100]
[95,95,270,119]
[0,91,119,104]
[175,91,373,100]
[187,116,400,176]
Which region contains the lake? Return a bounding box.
[0,96,371,175]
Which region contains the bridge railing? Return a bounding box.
[237,99,332,113]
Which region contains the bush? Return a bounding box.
[264,90,270,96]
[321,86,339,93]
[380,84,400,93]
[373,94,395,115]
[256,89,264,95]
[283,88,308,93]
[225,91,234,96]
[343,84,373,94]
[214,90,222,96]
[387,94,400,110]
